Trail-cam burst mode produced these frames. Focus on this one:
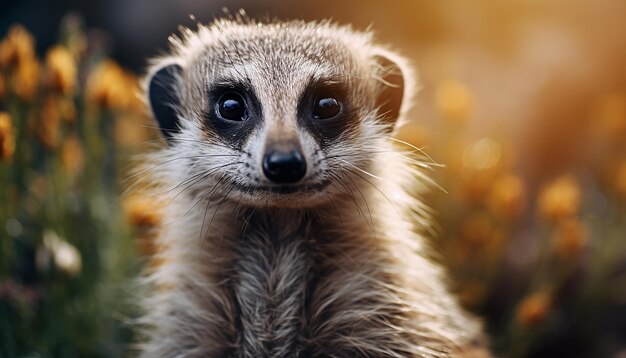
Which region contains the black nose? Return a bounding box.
[262,150,307,184]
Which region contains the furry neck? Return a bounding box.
[226,206,410,357]
[233,209,315,356]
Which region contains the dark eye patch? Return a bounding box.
[298,81,354,147]
[204,83,262,148]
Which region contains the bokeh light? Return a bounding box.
[1,1,626,356]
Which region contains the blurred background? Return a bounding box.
[1,0,625,357]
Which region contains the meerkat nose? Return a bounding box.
[262,149,307,184]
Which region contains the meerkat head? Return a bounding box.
[144,19,416,208]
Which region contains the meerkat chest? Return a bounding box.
[224,210,408,357]
[231,213,315,357]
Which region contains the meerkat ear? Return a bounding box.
[373,49,415,132]
[146,62,183,144]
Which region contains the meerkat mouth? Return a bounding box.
[232,179,332,195]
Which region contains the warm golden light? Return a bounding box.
[463,138,502,171]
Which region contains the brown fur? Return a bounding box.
[135,16,490,357]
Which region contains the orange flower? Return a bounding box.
[553,218,587,259]
[12,56,40,101]
[436,79,473,123]
[45,45,77,95]
[86,60,138,110]
[538,175,581,223]
[38,95,61,149]
[0,25,35,69]
[516,291,551,328]
[61,135,84,180]
[0,112,16,161]
[488,174,526,221]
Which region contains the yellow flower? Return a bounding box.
[86,60,137,110]
[516,291,551,328]
[61,135,84,180]
[436,79,473,123]
[0,41,12,68]
[0,25,35,69]
[488,174,526,221]
[38,95,61,149]
[45,45,77,95]
[0,112,16,161]
[12,56,40,101]
[538,175,581,223]
[553,218,587,259]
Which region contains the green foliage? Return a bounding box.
[0,21,147,357]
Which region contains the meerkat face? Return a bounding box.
[145,20,412,208]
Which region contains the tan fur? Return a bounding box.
[135,16,490,357]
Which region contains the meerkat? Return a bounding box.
[135,16,490,358]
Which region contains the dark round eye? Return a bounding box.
[217,92,247,121]
[312,97,341,119]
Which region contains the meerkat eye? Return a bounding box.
[312,97,341,119]
[217,92,247,121]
